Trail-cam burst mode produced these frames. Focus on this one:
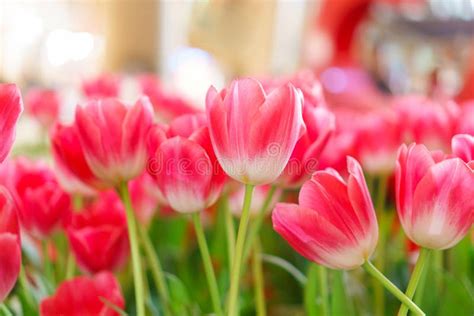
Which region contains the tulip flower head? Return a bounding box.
[25,88,61,129]
[206,78,305,185]
[148,122,226,214]
[12,159,71,238]
[451,134,474,165]
[67,191,129,273]
[0,84,23,163]
[396,143,474,250]
[82,74,121,99]
[40,272,125,316]
[0,188,21,302]
[74,97,154,188]
[272,157,378,269]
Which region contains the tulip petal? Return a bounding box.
[452,134,474,163]
[0,84,23,163]
[0,234,21,302]
[410,158,474,249]
[272,203,366,269]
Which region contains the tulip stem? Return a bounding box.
[363,261,425,316]
[222,195,236,272]
[118,183,146,316]
[252,238,266,316]
[191,212,223,316]
[42,240,55,290]
[228,184,254,316]
[138,227,172,316]
[0,303,12,316]
[318,265,329,316]
[398,248,431,316]
[243,185,276,261]
[65,251,75,279]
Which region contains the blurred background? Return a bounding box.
[1,0,473,130]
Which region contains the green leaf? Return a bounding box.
[331,270,355,316]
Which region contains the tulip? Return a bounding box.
[25,88,60,129]
[138,74,198,122]
[272,157,378,269]
[12,159,71,238]
[82,74,121,99]
[74,97,154,187]
[40,271,125,316]
[50,123,100,194]
[167,113,207,138]
[149,126,226,214]
[396,143,474,250]
[0,188,21,302]
[67,191,129,273]
[457,101,474,135]
[206,78,305,185]
[0,84,23,163]
[451,134,474,165]
[129,173,161,224]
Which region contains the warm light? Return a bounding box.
[46,29,95,67]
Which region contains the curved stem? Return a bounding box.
[252,238,266,316]
[363,261,425,316]
[139,227,172,316]
[192,212,223,316]
[398,248,431,316]
[228,184,254,316]
[243,185,276,261]
[118,183,145,316]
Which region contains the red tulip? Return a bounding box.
[67,191,129,273]
[0,84,23,163]
[206,78,305,185]
[74,97,154,187]
[82,74,121,99]
[40,271,125,316]
[452,134,474,164]
[50,123,100,194]
[12,159,71,238]
[0,188,21,302]
[457,100,474,135]
[396,143,474,249]
[272,157,378,269]
[167,113,206,138]
[25,88,60,129]
[149,125,226,213]
[138,74,198,122]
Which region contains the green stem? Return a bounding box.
[65,251,75,280]
[398,248,431,316]
[138,227,172,316]
[227,184,254,316]
[304,264,318,316]
[18,264,35,307]
[374,174,389,316]
[42,239,55,289]
[363,261,425,316]
[252,238,266,316]
[318,265,329,316]
[223,195,236,273]
[243,185,276,261]
[118,183,145,316]
[192,212,223,316]
[0,304,12,316]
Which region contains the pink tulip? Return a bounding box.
[25,88,60,129]
[138,74,198,122]
[129,173,161,224]
[0,84,23,163]
[396,143,474,249]
[50,123,100,194]
[206,78,305,185]
[0,188,21,302]
[148,125,226,213]
[451,134,474,164]
[82,74,121,99]
[457,100,474,135]
[74,97,154,187]
[167,113,206,138]
[393,96,460,151]
[272,157,378,269]
[67,191,129,273]
[40,272,125,316]
[12,159,71,238]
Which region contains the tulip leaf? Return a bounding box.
[165,273,194,316]
[261,253,307,286]
[331,270,355,316]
